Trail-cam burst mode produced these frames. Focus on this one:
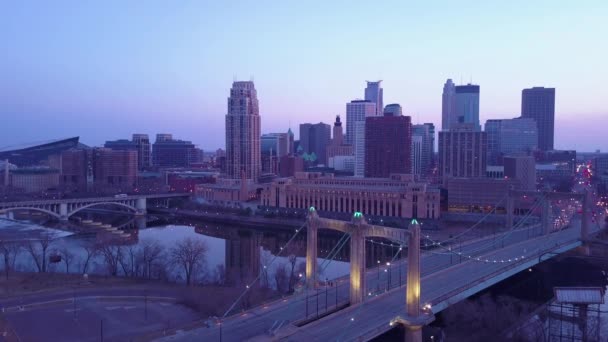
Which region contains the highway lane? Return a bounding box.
[161,222,548,342]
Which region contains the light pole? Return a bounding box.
[376,260,380,292]
[386,262,391,290]
[325,278,328,312]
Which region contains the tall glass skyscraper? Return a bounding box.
[455,84,480,131]
[521,87,555,151]
[225,81,261,180]
[441,79,456,130]
[345,100,377,146]
[364,80,383,116]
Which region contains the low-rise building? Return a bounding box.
[10,168,60,193]
[196,178,258,205]
[447,177,523,212]
[260,172,440,219]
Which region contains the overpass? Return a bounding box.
[0,193,189,221]
[159,190,599,341]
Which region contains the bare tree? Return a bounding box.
[25,232,57,273]
[170,237,208,286]
[274,263,289,293]
[140,238,164,279]
[119,245,138,277]
[0,241,20,280]
[58,246,75,273]
[99,244,122,276]
[81,243,98,274]
[287,254,297,293]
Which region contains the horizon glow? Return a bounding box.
[1,1,607,152]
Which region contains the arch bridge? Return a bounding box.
[0,193,189,221]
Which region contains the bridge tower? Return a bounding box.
[349,212,367,305]
[306,207,319,289]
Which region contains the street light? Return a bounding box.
[376,260,380,292]
[386,262,392,290]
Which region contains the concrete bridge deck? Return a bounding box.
[159,219,588,342]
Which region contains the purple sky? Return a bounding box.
[1,1,606,152]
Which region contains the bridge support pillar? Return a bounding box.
[7,211,14,220]
[306,208,319,289]
[136,198,147,216]
[404,326,423,342]
[406,219,421,317]
[59,203,68,221]
[506,196,514,229]
[349,217,366,305]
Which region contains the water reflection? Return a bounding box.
[1,212,379,287]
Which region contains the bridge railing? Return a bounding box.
[0,193,189,207]
[429,235,580,311]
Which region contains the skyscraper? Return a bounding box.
[354,121,366,177]
[383,103,402,117]
[521,87,555,151]
[438,124,487,183]
[299,123,331,165]
[412,123,435,176]
[455,84,480,131]
[226,81,261,180]
[485,117,538,165]
[411,135,423,176]
[364,80,383,116]
[132,134,151,170]
[441,79,456,130]
[346,100,377,145]
[364,114,412,178]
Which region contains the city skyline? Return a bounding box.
[2,1,607,152]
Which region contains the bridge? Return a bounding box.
[0,193,189,221]
[159,189,600,342]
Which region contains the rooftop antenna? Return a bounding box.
[470,74,473,84]
[233,75,237,82]
[250,75,254,82]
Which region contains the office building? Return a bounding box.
[261,173,439,219]
[438,124,487,183]
[364,80,383,116]
[383,103,402,117]
[365,114,412,178]
[346,100,377,145]
[455,84,480,130]
[447,177,523,212]
[60,148,137,194]
[326,115,353,159]
[413,123,435,176]
[132,134,151,170]
[522,87,555,151]
[441,79,457,130]
[485,117,538,165]
[279,155,304,177]
[152,136,197,168]
[328,155,355,173]
[299,123,331,165]
[225,81,261,180]
[10,168,60,193]
[354,121,366,177]
[411,135,423,176]
[504,156,536,190]
[261,132,292,158]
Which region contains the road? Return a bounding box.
[286,220,585,341]
[159,220,562,342]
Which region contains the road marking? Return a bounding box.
[105,306,121,311]
[123,306,137,310]
[65,308,82,313]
